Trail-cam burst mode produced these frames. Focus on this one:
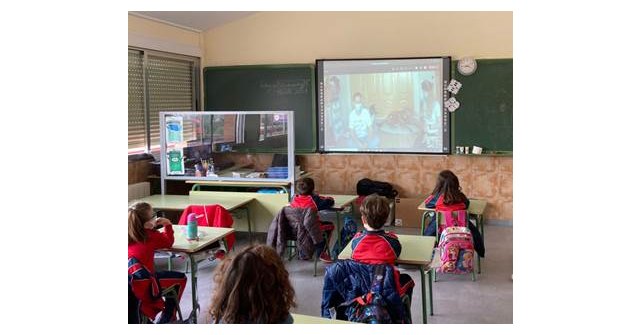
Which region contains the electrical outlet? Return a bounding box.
[394,219,403,226]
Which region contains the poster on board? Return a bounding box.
[167,148,185,175]
[166,116,184,145]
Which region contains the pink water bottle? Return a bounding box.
[186,213,198,240]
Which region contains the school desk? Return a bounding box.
[129,194,255,239]
[162,225,235,323]
[338,234,437,324]
[319,194,358,258]
[417,198,488,236]
[291,313,356,324]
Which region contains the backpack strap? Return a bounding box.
[454,210,467,227]
[443,211,454,228]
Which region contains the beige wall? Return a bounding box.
[128,14,203,58]
[203,12,512,65]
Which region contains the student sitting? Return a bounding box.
[423,170,485,257]
[351,194,414,298]
[208,245,296,324]
[290,177,335,262]
[128,202,186,323]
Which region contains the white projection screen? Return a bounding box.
[317,57,451,154]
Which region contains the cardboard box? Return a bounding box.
[393,197,426,228]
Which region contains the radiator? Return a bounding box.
[128,182,150,201]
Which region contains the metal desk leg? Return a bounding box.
[428,267,434,316]
[421,211,429,236]
[186,254,199,324]
[420,265,428,323]
[244,206,252,242]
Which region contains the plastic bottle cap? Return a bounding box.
[187,213,197,222]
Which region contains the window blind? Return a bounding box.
[128,49,198,154]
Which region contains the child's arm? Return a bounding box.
[312,193,335,211]
[424,193,438,208]
[153,219,175,249]
[386,232,402,259]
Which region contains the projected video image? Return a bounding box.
[318,58,450,154]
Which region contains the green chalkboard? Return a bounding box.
[203,64,316,153]
[452,59,512,152]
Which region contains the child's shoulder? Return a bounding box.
[384,231,399,239]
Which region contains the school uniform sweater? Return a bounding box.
[351,229,401,265]
[128,225,174,274]
[290,193,335,212]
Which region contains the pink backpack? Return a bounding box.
[437,210,467,236]
[437,211,475,274]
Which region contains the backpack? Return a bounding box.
[356,178,398,199]
[331,215,358,259]
[437,226,475,274]
[340,265,393,324]
[437,209,467,236]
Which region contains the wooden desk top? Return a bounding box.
[164,225,235,253]
[417,198,487,215]
[129,194,254,211]
[291,313,355,324]
[338,234,436,266]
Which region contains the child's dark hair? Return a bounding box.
[360,194,390,230]
[128,202,153,244]
[208,244,296,323]
[296,177,315,195]
[431,170,468,205]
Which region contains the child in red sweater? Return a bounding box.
[351,194,401,265]
[128,202,186,323]
[350,194,414,299]
[290,177,335,262]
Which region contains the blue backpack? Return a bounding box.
[331,215,357,259]
[340,265,393,324]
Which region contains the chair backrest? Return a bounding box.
[178,204,235,249]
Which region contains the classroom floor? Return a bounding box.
[159,224,513,324]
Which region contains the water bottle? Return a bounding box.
[186,213,198,240]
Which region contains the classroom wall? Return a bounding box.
[300,154,512,223]
[202,12,512,65]
[200,12,513,223]
[128,14,203,57]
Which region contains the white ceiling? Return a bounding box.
[130,11,258,32]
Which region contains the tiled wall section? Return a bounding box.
[299,154,512,222]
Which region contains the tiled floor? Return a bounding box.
[159,224,513,324]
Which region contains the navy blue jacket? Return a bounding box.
[321,260,407,323]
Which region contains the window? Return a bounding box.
[128,48,199,155]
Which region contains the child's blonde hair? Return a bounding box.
[128,202,152,244]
